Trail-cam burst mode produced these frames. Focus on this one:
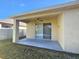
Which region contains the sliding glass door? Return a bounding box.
[35,23,51,40]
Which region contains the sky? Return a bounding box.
[0,0,75,19]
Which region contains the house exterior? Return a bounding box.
[0,19,26,29]
[0,21,12,28]
[0,19,26,40]
[11,1,79,54]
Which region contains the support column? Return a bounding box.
[13,20,19,43]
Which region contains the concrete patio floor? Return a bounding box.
[16,38,63,51]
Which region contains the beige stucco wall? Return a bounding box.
[26,16,59,41]
[63,8,79,53]
[26,21,35,39]
[57,14,64,49]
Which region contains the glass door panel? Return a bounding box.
[35,24,43,39]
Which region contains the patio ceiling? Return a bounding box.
[19,13,60,23]
[19,13,62,23]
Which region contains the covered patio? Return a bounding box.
[12,9,64,51]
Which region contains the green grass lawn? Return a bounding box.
[0,39,79,59]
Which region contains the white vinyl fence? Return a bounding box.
[0,28,26,40]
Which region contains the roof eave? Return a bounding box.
[10,1,79,19]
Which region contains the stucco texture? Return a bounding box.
[63,8,79,53]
